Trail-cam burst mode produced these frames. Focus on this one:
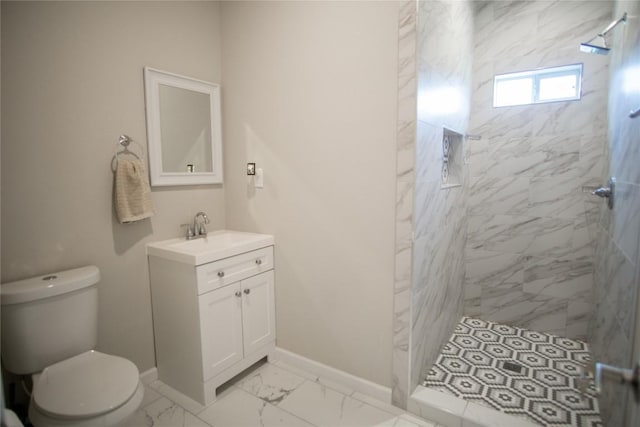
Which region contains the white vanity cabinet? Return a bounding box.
[148,244,275,405]
[199,270,275,380]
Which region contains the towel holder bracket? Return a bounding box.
[119,134,132,147]
[112,134,145,172]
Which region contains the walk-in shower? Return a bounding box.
[398,0,640,426]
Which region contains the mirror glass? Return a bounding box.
[144,67,223,186]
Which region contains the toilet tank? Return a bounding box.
[1,266,100,375]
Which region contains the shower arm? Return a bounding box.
[599,12,627,38]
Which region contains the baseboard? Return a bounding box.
[140,367,158,385]
[270,347,392,404]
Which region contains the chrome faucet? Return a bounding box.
[182,211,210,240]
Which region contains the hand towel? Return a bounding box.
[114,158,154,223]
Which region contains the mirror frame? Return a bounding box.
[144,67,223,186]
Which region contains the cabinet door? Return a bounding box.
[241,271,276,355]
[199,283,243,380]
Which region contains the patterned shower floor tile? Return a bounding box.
[422,316,602,427]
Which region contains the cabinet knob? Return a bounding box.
[218,271,225,278]
[235,291,241,297]
[255,259,262,265]
[244,288,251,295]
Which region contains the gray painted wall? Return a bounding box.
[2,1,225,372]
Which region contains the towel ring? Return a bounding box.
[112,134,145,172]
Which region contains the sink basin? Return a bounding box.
[147,230,274,266]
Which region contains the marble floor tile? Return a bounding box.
[278,380,400,427]
[197,387,313,427]
[269,359,357,396]
[147,379,207,416]
[125,396,210,427]
[140,383,163,408]
[128,360,440,427]
[233,360,307,405]
[352,391,407,417]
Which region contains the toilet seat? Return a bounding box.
[29,382,144,427]
[32,350,139,419]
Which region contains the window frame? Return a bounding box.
[493,63,583,108]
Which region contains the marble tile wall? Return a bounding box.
[411,0,474,395]
[392,0,474,407]
[589,0,640,425]
[392,0,418,408]
[465,0,613,340]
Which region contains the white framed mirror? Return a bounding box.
[144,67,223,186]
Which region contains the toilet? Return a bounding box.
[1,266,144,427]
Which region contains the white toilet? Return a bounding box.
[1,266,144,427]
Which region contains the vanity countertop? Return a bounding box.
[146,230,274,266]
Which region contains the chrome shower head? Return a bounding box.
[580,41,610,55]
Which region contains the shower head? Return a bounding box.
[580,12,627,55]
[580,39,610,55]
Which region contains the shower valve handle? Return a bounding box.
[582,361,640,403]
[595,362,640,403]
[590,177,616,209]
[591,187,611,198]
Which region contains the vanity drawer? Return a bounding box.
[196,246,273,295]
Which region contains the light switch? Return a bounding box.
[254,168,264,188]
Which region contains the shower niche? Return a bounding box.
[441,128,463,189]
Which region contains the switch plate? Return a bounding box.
[254,168,264,188]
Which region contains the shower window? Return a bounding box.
[493,64,583,107]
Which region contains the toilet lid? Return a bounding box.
[33,350,139,418]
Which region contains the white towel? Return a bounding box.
[114,158,154,223]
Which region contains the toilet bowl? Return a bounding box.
[1,266,144,427]
[28,351,144,427]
